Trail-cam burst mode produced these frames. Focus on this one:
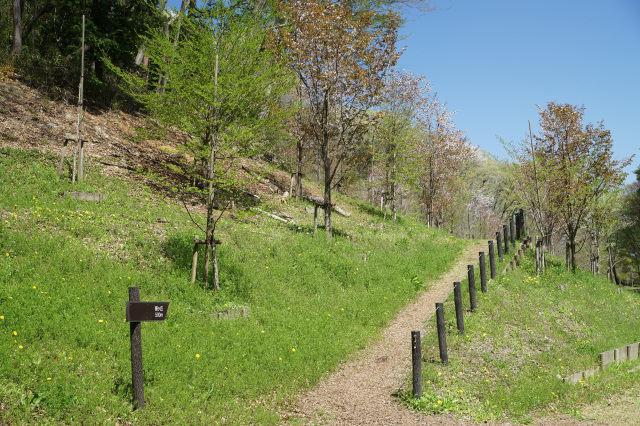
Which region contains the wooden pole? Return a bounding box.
[468,265,477,312]
[191,236,199,285]
[73,15,85,183]
[479,251,487,293]
[453,282,464,334]
[289,173,294,199]
[435,303,448,366]
[503,225,509,255]
[488,240,496,279]
[536,238,540,277]
[510,216,516,246]
[129,287,145,410]
[58,139,69,177]
[411,331,422,398]
[496,231,503,262]
[313,205,318,234]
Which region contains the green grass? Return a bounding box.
[0,147,465,424]
[404,242,640,423]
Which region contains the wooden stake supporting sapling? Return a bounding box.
[74,15,85,183]
[191,236,222,285]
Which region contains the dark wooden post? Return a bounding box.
[468,265,477,312]
[453,282,464,334]
[479,252,487,293]
[313,204,319,234]
[496,232,503,262]
[58,139,69,177]
[510,216,516,246]
[129,287,144,410]
[519,208,525,239]
[435,303,448,366]
[411,331,422,398]
[503,225,509,255]
[488,240,496,279]
[191,236,199,285]
[535,237,541,277]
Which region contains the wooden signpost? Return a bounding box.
[126,287,169,410]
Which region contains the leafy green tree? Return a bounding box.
[416,97,474,229]
[112,3,294,289]
[3,0,160,104]
[616,168,640,281]
[269,0,400,238]
[514,102,632,271]
[372,70,428,220]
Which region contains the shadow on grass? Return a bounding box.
[287,223,352,239]
[164,233,251,298]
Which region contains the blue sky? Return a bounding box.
[396,0,640,183]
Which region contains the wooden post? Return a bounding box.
[129,287,145,410]
[468,265,477,312]
[191,235,199,285]
[73,15,86,183]
[510,216,516,246]
[503,225,509,255]
[535,237,540,277]
[453,282,464,335]
[488,240,496,279]
[313,204,319,234]
[411,330,422,398]
[496,232,503,262]
[479,251,487,293]
[58,138,70,177]
[435,303,448,366]
[516,209,524,240]
[289,173,294,199]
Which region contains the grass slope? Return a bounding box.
[405,241,640,423]
[0,147,465,424]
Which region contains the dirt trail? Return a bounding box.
[290,240,617,425]
[292,241,488,425]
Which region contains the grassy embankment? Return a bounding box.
[405,237,640,423]
[0,147,465,424]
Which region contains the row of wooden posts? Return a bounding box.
[411,210,527,399]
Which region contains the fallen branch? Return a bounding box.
[251,208,293,224]
[303,195,351,217]
[98,160,138,171]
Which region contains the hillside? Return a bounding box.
[2,78,640,425]
[0,78,467,423]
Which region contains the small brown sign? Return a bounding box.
[126,302,169,322]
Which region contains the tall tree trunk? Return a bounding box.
[204,135,220,291]
[569,234,577,273]
[12,0,22,55]
[595,235,600,275]
[390,150,397,221]
[323,150,332,239]
[296,138,303,200]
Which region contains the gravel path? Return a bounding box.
[292,241,488,425]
